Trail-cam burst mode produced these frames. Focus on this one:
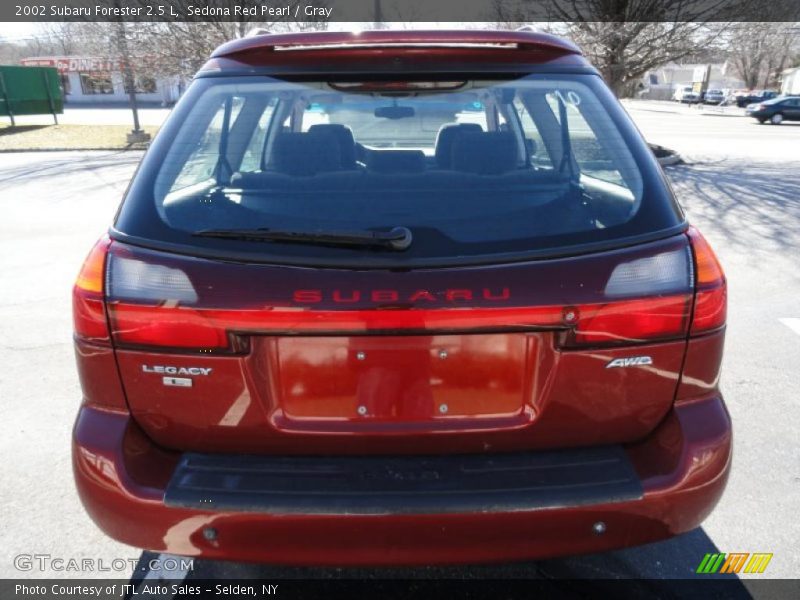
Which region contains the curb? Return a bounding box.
[700,109,746,118]
[657,153,682,166]
[649,143,682,166]
[626,106,682,115]
[0,146,147,153]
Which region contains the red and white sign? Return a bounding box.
[21,56,125,74]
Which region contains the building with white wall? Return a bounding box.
[19,56,185,105]
[781,66,800,96]
[637,62,746,100]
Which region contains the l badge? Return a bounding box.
[163,376,192,387]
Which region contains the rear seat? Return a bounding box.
[230,129,559,193]
[308,124,358,169]
[272,131,341,176]
[434,123,483,169]
[451,131,520,175]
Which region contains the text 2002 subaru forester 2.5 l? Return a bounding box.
[72,30,730,565]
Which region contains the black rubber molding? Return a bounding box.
[164,446,643,515]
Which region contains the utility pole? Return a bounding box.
[373,0,384,30]
[114,1,149,144]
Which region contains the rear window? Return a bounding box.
[116,73,682,267]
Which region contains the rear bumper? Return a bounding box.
[73,395,731,566]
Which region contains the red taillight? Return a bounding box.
[106,297,692,352]
[103,244,697,352]
[107,304,568,351]
[572,295,691,345]
[73,236,111,343]
[687,227,727,334]
[692,286,727,332]
[110,304,231,350]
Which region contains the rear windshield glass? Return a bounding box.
[116,73,682,266]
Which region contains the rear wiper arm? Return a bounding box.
[556,93,579,184]
[193,226,413,251]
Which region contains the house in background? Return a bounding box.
[781,66,800,95]
[19,56,185,106]
[636,62,745,100]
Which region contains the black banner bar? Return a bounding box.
[3,578,800,600]
[3,0,800,23]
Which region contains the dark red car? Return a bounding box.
[72,30,730,566]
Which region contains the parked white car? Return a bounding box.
[673,86,700,103]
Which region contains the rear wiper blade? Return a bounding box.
[193,226,413,251]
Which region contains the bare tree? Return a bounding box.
[73,1,329,82]
[491,0,751,96]
[565,21,731,96]
[725,22,799,89]
[0,23,93,63]
[0,42,29,64]
[127,0,330,80]
[38,22,87,55]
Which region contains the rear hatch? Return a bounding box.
[106,56,695,454]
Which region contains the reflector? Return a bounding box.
[687,227,727,334]
[75,236,110,294]
[687,227,725,288]
[73,237,111,343]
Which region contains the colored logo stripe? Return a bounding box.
[697,553,725,574]
[744,554,773,574]
[720,553,749,573]
[696,553,772,574]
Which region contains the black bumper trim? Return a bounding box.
[164,446,643,515]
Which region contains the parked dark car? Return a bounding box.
[736,89,778,107]
[703,89,726,104]
[746,96,800,124]
[71,29,730,566]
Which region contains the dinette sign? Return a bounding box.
[20,57,125,73]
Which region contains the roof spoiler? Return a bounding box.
[211,29,582,59]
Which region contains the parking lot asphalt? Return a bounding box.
[622,100,800,160]
[0,107,798,586]
[4,104,171,128]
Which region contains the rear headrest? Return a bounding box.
[434,123,483,168]
[273,132,341,176]
[451,132,519,175]
[308,124,357,169]
[366,150,426,174]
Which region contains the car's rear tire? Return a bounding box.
[770,113,784,125]
[757,118,766,124]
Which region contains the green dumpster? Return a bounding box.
[0,65,64,126]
